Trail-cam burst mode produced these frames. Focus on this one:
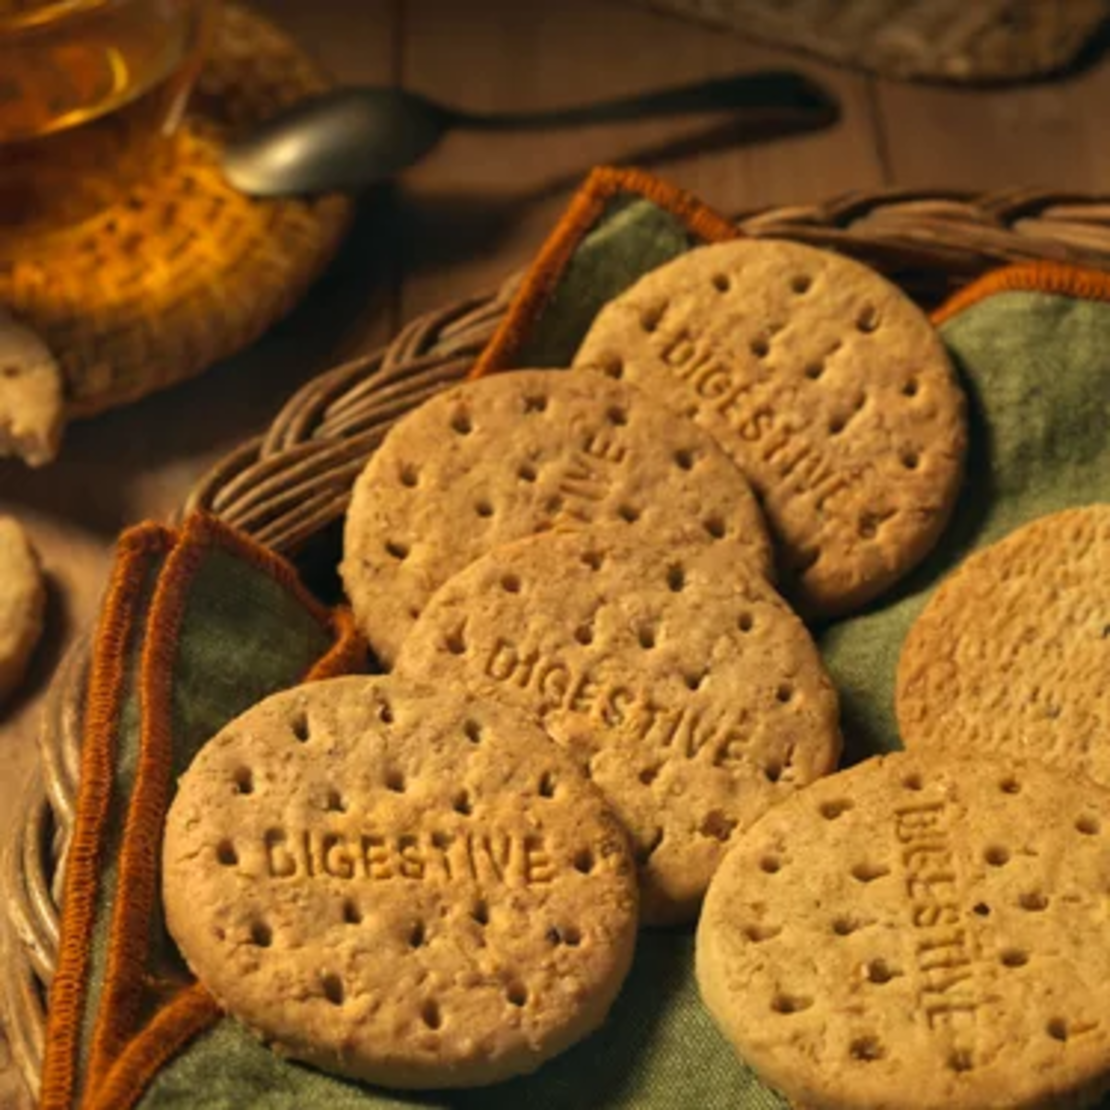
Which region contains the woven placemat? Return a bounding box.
[624,0,1110,82]
[0,3,352,422]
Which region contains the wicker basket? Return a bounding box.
[7,186,1110,1103]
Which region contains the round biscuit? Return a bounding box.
[395,526,841,925]
[340,368,771,665]
[898,505,1110,779]
[0,516,44,703]
[697,750,1110,1110]
[573,239,967,618]
[163,676,639,1089]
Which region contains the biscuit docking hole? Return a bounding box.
[601,355,624,380]
[574,624,594,646]
[764,760,784,784]
[343,900,362,925]
[865,959,900,984]
[463,719,482,744]
[1001,948,1028,968]
[750,336,770,358]
[760,854,783,875]
[453,790,473,816]
[832,916,862,936]
[972,903,991,917]
[948,1049,974,1072]
[422,1000,442,1030]
[639,764,661,786]
[523,394,548,414]
[851,861,890,883]
[216,840,238,866]
[249,921,272,948]
[444,628,467,656]
[1000,777,1022,795]
[506,982,529,1008]
[548,924,582,947]
[385,539,409,561]
[902,773,924,792]
[641,302,667,332]
[704,515,726,539]
[849,1036,884,1062]
[581,550,604,571]
[902,378,919,398]
[674,448,695,470]
[385,770,406,793]
[379,699,395,724]
[743,923,781,943]
[1019,892,1049,912]
[1047,1019,1069,1043]
[518,462,538,483]
[712,273,731,293]
[772,993,813,1014]
[737,612,754,633]
[638,625,656,650]
[538,771,557,798]
[501,573,522,594]
[472,900,490,926]
[804,361,824,380]
[791,274,812,294]
[232,767,254,795]
[291,712,310,743]
[666,564,686,592]
[618,503,641,523]
[409,921,427,948]
[901,449,920,471]
[451,411,473,435]
[685,671,705,692]
[321,974,345,1006]
[324,788,347,813]
[856,305,880,333]
[1076,815,1101,835]
[775,683,794,704]
[475,499,494,518]
[399,463,419,488]
[984,846,1010,867]
[573,848,596,874]
[699,810,737,842]
[828,415,846,436]
[820,799,853,820]
[607,405,628,427]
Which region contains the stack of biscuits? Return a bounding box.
[163,239,1110,1108]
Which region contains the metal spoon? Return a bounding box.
[222,70,837,197]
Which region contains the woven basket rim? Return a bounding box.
[8,184,1110,1102]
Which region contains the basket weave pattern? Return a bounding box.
[5,187,1110,1100]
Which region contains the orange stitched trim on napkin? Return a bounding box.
[470,166,737,379]
[86,513,367,1100]
[40,523,176,1110]
[932,261,1110,325]
[85,984,220,1110]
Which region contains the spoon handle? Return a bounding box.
[454,70,836,131]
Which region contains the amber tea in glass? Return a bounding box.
[0,0,212,250]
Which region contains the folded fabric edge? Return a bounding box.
[40,523,178,1110]
[470,165,738,380]
[76,512,364,1105]
[932,261,1110,325]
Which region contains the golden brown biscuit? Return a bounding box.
[898,505,1110,780]
[574,239,967,618]
[163,676,639,1089]
[698,750,1110,1110]
[340,368,771,666]
[395,526,841,925]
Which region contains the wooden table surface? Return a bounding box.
[2,1,1109,1104]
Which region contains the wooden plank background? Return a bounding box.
[1,0,1108,1103]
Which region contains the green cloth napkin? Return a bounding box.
[134,206,1110,1108]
